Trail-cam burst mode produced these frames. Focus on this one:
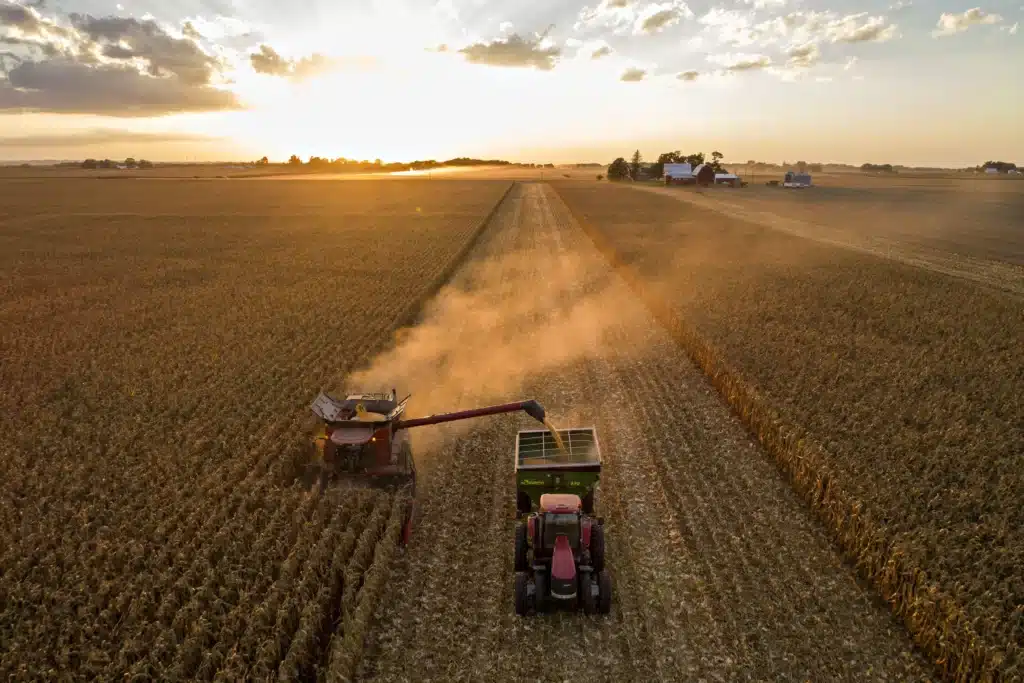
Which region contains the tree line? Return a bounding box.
[605,149,730,181]
[281,156,547,172]
[77,158,154,169]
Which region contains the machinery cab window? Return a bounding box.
[543,513,580,549]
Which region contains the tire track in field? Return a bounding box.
[359,183,933,682]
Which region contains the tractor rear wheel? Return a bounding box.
[590,524,605,573]
[597,570,612,614]
[514,572,530,616]
[514,522,528,572]
[580,571,597,615]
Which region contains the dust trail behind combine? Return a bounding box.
[356,183,932,682]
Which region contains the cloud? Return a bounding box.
[635,2,692,34]
[707,52,771,71]
[844,55,858,70]
[0,2,40,30]
[67,13,221,85]
[499,21,514,33]
[591,44,612,58]
[181,20,202,40]
[0,58,238,115]
[933,8,1003,37]
[249,44,359,81]
[433,0,459,22]
[698,9,897,48]
[249,43,288,75]
[0,128,215,147]
[458,30,561,70]
[576,0,692,36]
[0,5,239,115]
[676,69,699,80]
[1003,22,1019,35]
[786,41,819,67]
[826,13,898,42]
[742,0,786,7]
[620,66,646,81]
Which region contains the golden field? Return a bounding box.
[2,169,1020,681]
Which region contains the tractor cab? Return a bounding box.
[537,494,583,550]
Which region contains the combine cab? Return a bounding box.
[513,428,612,615]
[310,390,415,489]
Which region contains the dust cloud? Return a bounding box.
[344,201,648,457]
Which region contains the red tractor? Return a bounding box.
[513,428,611,615]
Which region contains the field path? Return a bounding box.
[358,183,932,682]
[628,184,1024,298]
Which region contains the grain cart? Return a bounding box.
[309,389,549,543]
[513,428,612,616]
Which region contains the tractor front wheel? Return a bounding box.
[580,571,597,615]
[534,571,548,613]
[597,570,612,614]
[514,522,528,572]
[514,572,530,616]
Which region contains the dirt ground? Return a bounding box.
[356,183,932,682]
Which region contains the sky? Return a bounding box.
[0,0,1021,166]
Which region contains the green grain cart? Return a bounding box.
[513,427,611,615]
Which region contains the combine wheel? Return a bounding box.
[590,524,605,573]
[597,570,612,614]
[514,522,528,571]
[514,572,530,616]
[580,571,597,615]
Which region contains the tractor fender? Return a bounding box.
[581,517,593,550]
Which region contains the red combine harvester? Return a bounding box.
[309,389,548,540]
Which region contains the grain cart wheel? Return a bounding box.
[580,571,597,615]
[597,570,612,614]
[590,523,605,573]
[514,522,528,572]
[514,572,530,616]
[533,571,548,613]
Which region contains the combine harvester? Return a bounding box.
[307,390,612,615]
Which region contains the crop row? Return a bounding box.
[554,181,1023,681]
[0,178,511,680]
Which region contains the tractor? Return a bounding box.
[513,428,612,615]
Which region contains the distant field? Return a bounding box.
[0,178,509,680]
[553,179,1024,680]
[637,171,1024,268]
